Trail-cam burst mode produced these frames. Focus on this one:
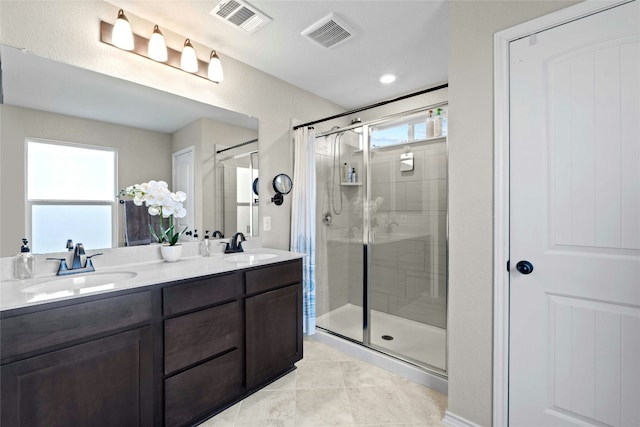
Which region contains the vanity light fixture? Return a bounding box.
[180,39,199,73]
[112,9,134,51]
[208,51,224,82]
[147,25,168,62]
[100,9,224,83]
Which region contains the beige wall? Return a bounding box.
[0,0,344,251]
[0,104,171,255]
[447,1,579,425]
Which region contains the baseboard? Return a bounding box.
[442,411,482,427]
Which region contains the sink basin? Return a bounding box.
[21,272,138,300]
[224,253,278,263]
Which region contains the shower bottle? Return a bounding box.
[426,110,435,138]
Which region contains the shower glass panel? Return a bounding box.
[315,104,448,376]
[219,151,259,237]
[367,111,447,372]
[315,129,364,343]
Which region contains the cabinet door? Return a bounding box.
[1,327,153,427]
[245,283,303,389]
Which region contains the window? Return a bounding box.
[370,108,447,148]
[27,140,116,253]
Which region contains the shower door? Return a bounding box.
[366,110,448,372]
[315,106,448,375]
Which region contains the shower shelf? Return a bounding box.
[341,182,362,187]
[352,136,447,153]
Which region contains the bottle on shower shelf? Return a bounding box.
[352,168,357,183]
[347,163,353,183]
[434,108,444,137]
[426,110,435,138]
[342,163,348,182]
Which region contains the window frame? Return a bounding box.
[25,138,118,252]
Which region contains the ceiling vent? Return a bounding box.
[301,13,356,49]
[210,0,272,34]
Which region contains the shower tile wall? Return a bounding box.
[315,134,362,319]
[365,141,447,329]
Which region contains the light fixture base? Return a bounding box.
[100,21,220,83]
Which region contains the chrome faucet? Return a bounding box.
[71,243,86,269]
[224,232,246,254]
[47,242,103,276]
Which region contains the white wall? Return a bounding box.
[447,1,579,425]
[0,0,344,251]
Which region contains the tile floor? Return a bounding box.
[199,337,447,427]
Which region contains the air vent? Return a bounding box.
[301,13,356,49]
[210,0,272,34]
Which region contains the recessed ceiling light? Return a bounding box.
[379,74,396,84]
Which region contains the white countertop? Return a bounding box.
[0,247,303,312]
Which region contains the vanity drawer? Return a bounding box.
[1,291,152,363]
[164,300,243,374]
[165,348,243,427]
[245,259,303,295]
[163,272,243,316]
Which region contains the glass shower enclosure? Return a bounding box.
[315,105,448,375]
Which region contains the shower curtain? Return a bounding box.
[290,126,316,335]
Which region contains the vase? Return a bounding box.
[160,244,182,262]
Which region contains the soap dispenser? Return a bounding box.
[16,238,34,279]
[202,230,211,257]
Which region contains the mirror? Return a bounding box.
[216,144,259,238]
[273,174,293,195]
[0,44,259,256]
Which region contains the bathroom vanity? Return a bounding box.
[0,252,303,427]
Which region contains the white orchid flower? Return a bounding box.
[121,180,189,245]
[172,191,186,202]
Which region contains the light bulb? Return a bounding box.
[148,25,167,62]
[180,39,198,73]
[207,51,224,82]
[112,9,134,51]
[379,74,396,84]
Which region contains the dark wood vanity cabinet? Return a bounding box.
[245,260,303,389]
[0,258,303,427]
[0,292,154,427]
[162,273,244,427]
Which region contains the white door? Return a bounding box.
[172,147,195,232]
[510,2,640,426]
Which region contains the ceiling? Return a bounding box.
[109,0,449,109]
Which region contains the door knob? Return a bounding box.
[516,260,534,275]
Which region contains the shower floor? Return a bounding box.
[316,303,446,372]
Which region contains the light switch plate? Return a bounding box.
[264,216,271,231]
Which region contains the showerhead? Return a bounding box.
[349,118,363,133]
